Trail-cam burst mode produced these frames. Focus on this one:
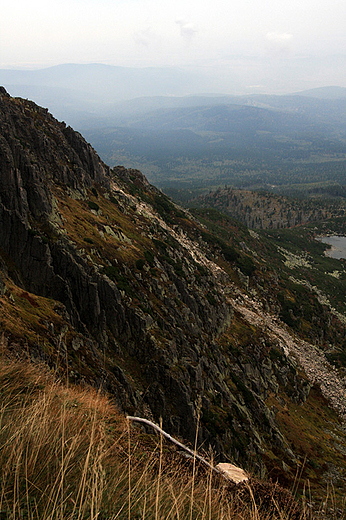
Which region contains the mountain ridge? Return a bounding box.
[1,88,346,502]
[292,86,346,99]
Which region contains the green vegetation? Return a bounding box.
[268,385,346,504]
[84,99,346,200]
[277,283,325,331]
[103,265,135,296]
[194,205,346,364]
[4,90,346,516]
[135,258,146,270]
[144,249,155,266]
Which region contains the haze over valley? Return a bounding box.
[2,63,346,202]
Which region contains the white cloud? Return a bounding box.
[265,32,294,54]
[176,20,198,43]
[266,32,293,43]
[133,29,154,47]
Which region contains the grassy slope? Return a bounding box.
[2,188,346,506]
[0,352,309,520]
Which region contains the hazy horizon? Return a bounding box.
[1,60,346,99]
[1,0,346,96]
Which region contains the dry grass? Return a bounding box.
[0,279,64,345]
[0,348,337,519]
[52,186,152,266]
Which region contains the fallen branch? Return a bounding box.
[126,416,248,484]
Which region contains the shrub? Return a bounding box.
[236,255,256,276]
[144,250,155,266]
[136,258,145,270]
[88,201,100,211]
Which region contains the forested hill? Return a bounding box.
[191,186,346,229]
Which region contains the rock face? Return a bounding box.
[0,88,234,444]
[193,186,344,229]
[1,88,345,487]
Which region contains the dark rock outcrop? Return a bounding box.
[0,89,318,477]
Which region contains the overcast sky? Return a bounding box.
[1,0,346,92]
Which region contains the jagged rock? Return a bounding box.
[1,89,343,492]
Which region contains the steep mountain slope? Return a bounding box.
[1,87,346,502]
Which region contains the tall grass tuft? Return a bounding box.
[0,352,324,519]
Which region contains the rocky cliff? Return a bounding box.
[192,186,346,230]
[1,88,346,497]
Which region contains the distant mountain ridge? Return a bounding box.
[1,63,346,130]
[82,91,346,195]
[0,63,211,109]
[293,86,346,99]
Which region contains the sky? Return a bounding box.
[1,0,346,93]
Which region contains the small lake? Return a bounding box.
[318,236,346,259]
